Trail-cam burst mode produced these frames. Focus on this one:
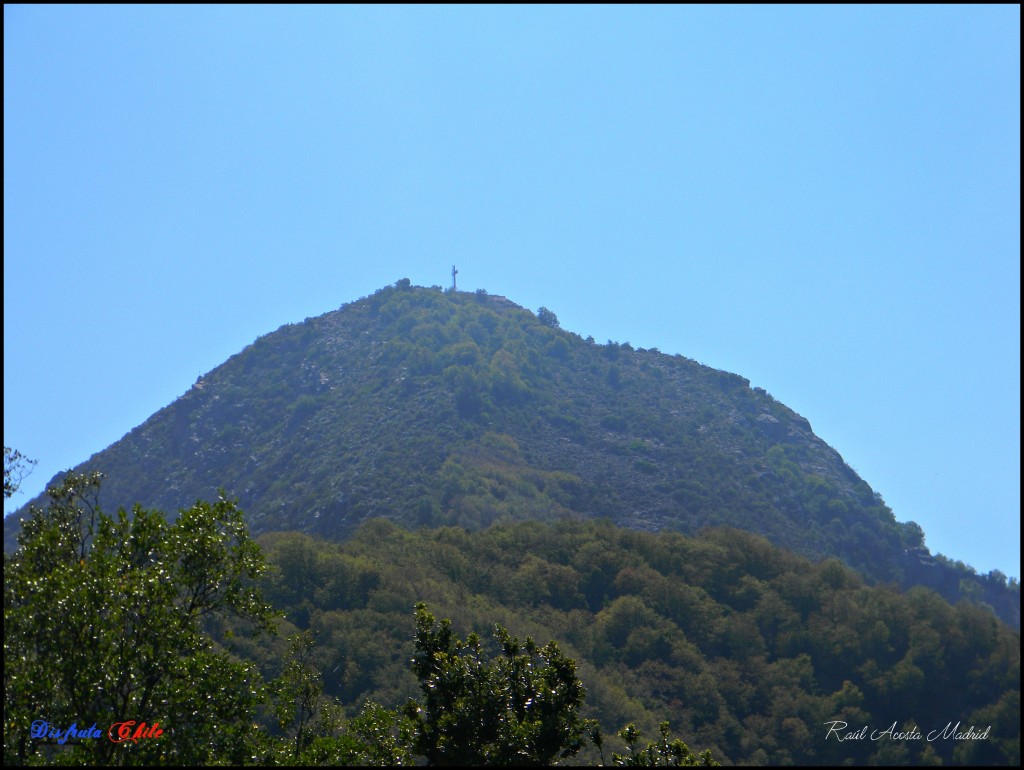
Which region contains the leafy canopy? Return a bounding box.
[3,472,275,766]
[403,601,593,765]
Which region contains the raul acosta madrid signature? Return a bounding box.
[824,720,991,742]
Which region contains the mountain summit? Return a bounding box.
[6,281,1017,624]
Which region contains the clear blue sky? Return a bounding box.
[5,6,1019,579]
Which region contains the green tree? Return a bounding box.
[403,602,593,765]
[536,306,559,328]
[273,631,325,762]
[3,472,275,766]
[299,701,416,766]
[4,446,36,499]
[613,722,718,766]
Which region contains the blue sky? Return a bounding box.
[4,5,1019,579]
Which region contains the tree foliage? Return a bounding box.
[4,446,36,500]
[3,472,275,765]
[243,519,1019,766]
[3,469,720,766]
[403,602,592,765]
[4,460,1015,765]
[536,306,559,328]
[613,722,717,766]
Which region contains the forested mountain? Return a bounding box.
[5,280,1020,765]
[239,518,1021,766]
[6,467,1018,765]
[4,280,1017,625]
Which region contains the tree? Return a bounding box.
[273,631,326,762]
[311,701,416,766]
[3,472,275,766]
[257,629,416,766]
[613,722,718,766]
[264,603,720,767]
[4,446,36,499]
[536,306,559,328]
[403,602,593,765]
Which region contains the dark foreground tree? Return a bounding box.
[403,602,593,765]
[3,472,275,766]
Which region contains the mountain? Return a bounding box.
[5,280,1018,625]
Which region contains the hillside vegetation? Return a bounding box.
[236,517,1020,765]
[6,281,1017,624]
[4,459,1018,765]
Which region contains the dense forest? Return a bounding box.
[243,518,1019,765]
[5,466,1019,765]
